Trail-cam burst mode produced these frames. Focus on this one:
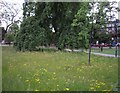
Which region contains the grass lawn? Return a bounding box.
[91,47,117,55]
[2,46,118,91]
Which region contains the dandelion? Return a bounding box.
[102,83,105,85]
[96,84,100,86]
[100,82,105,85]
[90,87,94,90]
[23,64,27,66]
[65,88,69,91]
[35,89,39,91]
[102,90,109,91]
[53,77,57,80]
[35,78,40,82]
[97,85,100,88]
[81,66,84,69]
[25,80,29,82]
[57,85,59,87]
[44,69,47,72]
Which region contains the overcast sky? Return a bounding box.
[4,0,24,4]
[3,0,120,3]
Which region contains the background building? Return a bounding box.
[0,27,5,43]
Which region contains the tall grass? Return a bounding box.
[2,46,118,91]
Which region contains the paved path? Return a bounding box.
[85,51,120,58]
[1,45,119,58]
[0,44,12,46]
[64,48,120,58]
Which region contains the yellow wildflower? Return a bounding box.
[65,88,69,91]
[57,85,59,87]
[25,80,29,82]
[35,89,39,91]
[97,85,100,88]
[101,82,105,85]
[44,69,47,72]
[90,87,94,90]
[35,78,40,82]
[23,64,27,66]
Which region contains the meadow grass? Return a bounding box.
[2,46,118,91]
[91,47,116,55]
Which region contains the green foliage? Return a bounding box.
[5,24,18,43]
[58,30,80,50]
[72,2,90,50]
[78,30,89,49]
[10,23,19,32]
[15,2,83,51]
[4,32,14,43]
[9,23,19,40]
[15,2,112,51]
[14,16,48,51]
[99,32,112,43]
[57,3,90,51]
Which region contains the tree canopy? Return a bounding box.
[14,2,118,51]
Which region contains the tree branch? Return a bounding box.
[0,0,22,31]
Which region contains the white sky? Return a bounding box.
[3,0,24,3]
[3,0,120,2]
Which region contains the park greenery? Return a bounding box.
[8,2,117,51]
[2,46,118,91]
[1,2,119,91]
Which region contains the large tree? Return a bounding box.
[14,2,118,52]
[15,2,81,51]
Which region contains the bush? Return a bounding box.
[14,16,48,51]
[4,32,14,44]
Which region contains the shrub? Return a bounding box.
[4,32,14,44]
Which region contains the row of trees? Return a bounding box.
[1,1,118,51]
